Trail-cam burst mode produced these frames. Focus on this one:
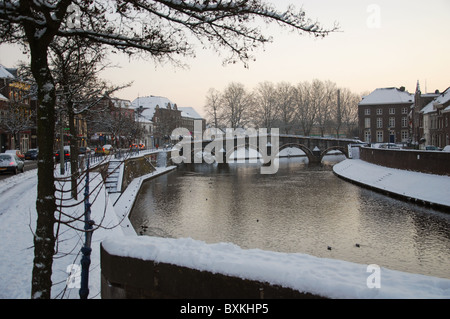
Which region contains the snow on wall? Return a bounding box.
[102,235,450,299]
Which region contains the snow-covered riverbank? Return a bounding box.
[333,159,450,211]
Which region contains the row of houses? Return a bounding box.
[358,82,450,149]
[0,64,206,154]
[0,65,38,153]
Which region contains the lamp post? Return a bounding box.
[79,154,94,299]
[60,110,65,175]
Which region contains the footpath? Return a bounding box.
[333,159,450,211]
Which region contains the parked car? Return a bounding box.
[5,149,25,161]
[25,148,39,160]
[78,147,92,155]
[443,145,450,152]
[95,144,113,155]
[0,153,25,174]
[425,145,442,151]
[55,146,70,161]
[378,143,401,149]
[129,143,145,152]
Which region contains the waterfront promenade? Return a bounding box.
[333,159,450,211]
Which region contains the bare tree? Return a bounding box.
[50,36,112,199]
[252,81,278,130]
[0,0,336,298]
[310,79,332,137]
[204,88,223,129]
[294,81,315,136]
[339,88,360,138]
[275,82,296,134]
[220,82,253,129]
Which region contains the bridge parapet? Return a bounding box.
[173,134,360,166]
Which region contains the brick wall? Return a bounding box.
[360,147,450,176]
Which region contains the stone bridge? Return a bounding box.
[175,134,362,164]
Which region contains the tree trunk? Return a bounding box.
[29,43,57,299]
[68,102,79,200]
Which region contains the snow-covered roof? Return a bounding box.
[131,95,177,119]
[131,95,203,121]
[0,93,8,101]
[111,97,132,109]
[0,64,15,79]
[359,87,414,106]
[179,106,203,119]
[421,87,450,114]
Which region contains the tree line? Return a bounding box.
[205,80,361,138]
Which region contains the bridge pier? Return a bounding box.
[309,156,322,164]
[311,147,322,164]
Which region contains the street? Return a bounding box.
[0,160,38,181]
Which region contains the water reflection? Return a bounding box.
[129,157,450,279]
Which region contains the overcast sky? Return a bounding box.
[0,0,449,117]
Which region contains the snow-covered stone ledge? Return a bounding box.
[333,159,450,211]
[101,236,450,299]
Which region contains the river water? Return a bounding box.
[129,155,450,280]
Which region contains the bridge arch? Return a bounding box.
[278,143,315,163]
[321,146,349,159]
[225,142,262,162]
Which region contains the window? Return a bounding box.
[402,107,408,114]
[401,117,407,128]
[401,130,409,141]
[377,118,383,128]
[376,131,383,142]
[364,109,371,115]
[389,108,395,115]
[364,131,371,143]
[365,118,371,128]
[389,117,395,128]
[376,108,382,115]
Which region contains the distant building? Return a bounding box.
[179,107,206,136]
[358,87,414,144]
[410,81,440,146]
[0,64,37,153]
[420,87,450,149]
[87,96,135,147]
[131,95,205,147]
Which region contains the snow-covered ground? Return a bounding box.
[333,159,450,209]
[1,158,449,299]
[0,160,175,299]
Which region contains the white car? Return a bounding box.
[442,145,450,152]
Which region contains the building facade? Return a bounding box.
[420,87,450,149]
[87,96,135,148]
[131,95,205,148]
[358,87,414,144]
[0,65,38,153]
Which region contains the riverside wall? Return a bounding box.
[100,244,324,299]
[360,147,450,176]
